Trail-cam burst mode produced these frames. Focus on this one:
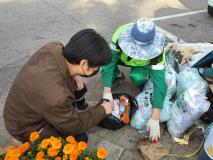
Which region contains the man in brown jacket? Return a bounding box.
[3,29,113,143]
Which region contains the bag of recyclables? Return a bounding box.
[176,67,209,97]
[167,87,210,138]
[130,64,176,130]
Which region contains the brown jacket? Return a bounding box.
[3,41,106,141]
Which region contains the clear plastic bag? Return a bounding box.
[130,66,176,129]
[167,88,210,138]
[176,67,209,97]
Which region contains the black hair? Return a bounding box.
[62,29,112,67]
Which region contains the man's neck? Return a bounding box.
[66,61,78,77]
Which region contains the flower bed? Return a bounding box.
[0,132,108,160]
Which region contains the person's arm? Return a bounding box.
[42,91,113,136]
[151,69,167,110]
[101,48,120,100]
[101,49,120,88]
[147,68,167,142]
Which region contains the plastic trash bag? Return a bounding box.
[130,66,176,130]
[167,88,210,138]
[176,67,209,97]
[130,80,153,130]
[165,64,177,99]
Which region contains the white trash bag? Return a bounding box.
[167,88,210,139]
[176,67,209,97]
[130,65,176,130]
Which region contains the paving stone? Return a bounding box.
[119,149,144,160]
[96,139,124,160]
[87,132,102,150]
[87,126,109,138]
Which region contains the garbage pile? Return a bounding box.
[131,42,213,140]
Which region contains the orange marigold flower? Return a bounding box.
[51,139,62,150]
[49,136,58,146]
[18,142,30,153]
[66,136,76,144]
[6,146,15,152]
[69,154,77,160]
[36,151,44,160]
[30,131,39,142]
[97,147,108,159]
[78,141,87,151]
[5,147,21,159]
[63,144,76,155]
[47,147,59,157]
[72,148,81,157]
[55,156,62,160]
[84,157,90,160]
[0,147,2,155]
[40,139,50,149]
[63,154,68,160]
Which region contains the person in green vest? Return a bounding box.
[101,18,167,142]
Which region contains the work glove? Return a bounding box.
[146,118,160,142]
[103,92,113,101]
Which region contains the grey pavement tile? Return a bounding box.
[87,126,109,139]
[119,149,144,160]
[96,139,124,160]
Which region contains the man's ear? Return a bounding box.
[79,59,89,69]
[79,59,87,66]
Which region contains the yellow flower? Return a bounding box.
[78,141,87,151]
[36,151,44,160]
[49,136,58,144]
[55,156,62,160]
[51,139,62,150]
[84,157,90,160]
[40,138,50,149]
[97,147,108,159]
[47,147,59,157]
[66,136,76,143]
[30,131,39,142]
[63,144,76,155]
[63,154,68,160]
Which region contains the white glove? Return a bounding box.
[103,92,113,101]
[146,118,160,142]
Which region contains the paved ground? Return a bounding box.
[0,0,212,159]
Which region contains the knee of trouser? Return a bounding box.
[129,72,147,85]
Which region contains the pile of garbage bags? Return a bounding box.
[131,43,213,139]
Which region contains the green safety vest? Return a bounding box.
[110,23,166,67]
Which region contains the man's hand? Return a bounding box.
[103,87,113,101]
[103,92,113,101]
[101,101,114,115]
[73,75,84,90]
[146,108,161,142]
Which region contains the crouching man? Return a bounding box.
[4,29,113,143]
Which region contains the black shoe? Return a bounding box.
[112,72,125,88]
[75,133,88,143]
